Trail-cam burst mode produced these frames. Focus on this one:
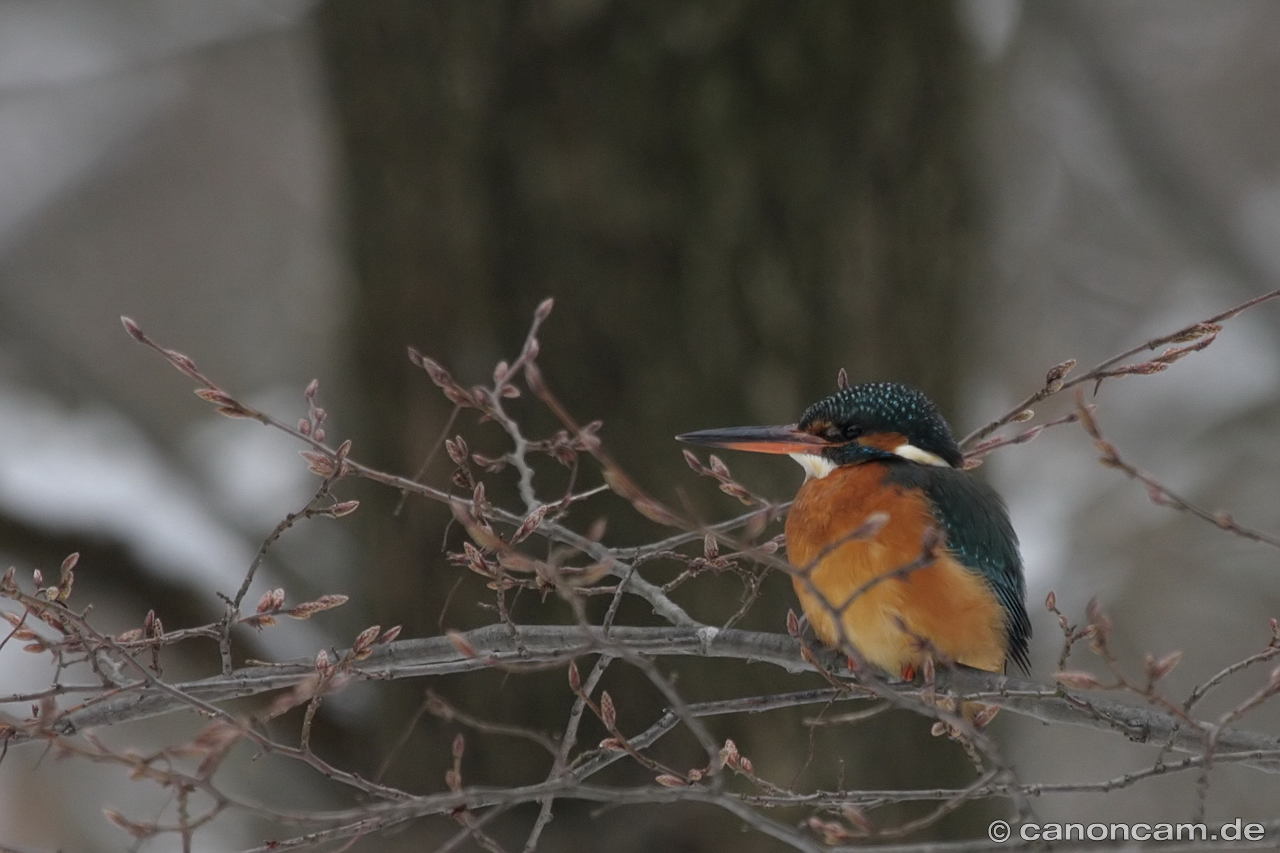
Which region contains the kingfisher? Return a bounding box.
[679,381,1031,690]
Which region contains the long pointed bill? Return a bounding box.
[676,424,827,455]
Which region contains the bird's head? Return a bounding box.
[678,382,962,480]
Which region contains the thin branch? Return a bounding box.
[1076,392,1280,550]
[960,288,1280,449]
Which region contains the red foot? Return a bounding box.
[901,663,917,682]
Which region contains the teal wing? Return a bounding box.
[888,464,1031,672]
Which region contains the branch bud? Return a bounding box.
[446,630,477,658]
[1054,670,1104,690]
[567,660,581,692]
[1045,359,1076,391]
[120,316,146,342]
[330,500,360,518]
[1146,650,1182,682]
[600,691,616,729]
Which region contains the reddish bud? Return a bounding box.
[534,297,554,321]
[194,387,233,406]
[1147,650,1182,681]
[104,808,153,839]
[1054,670,1104,690]
[1086,598,1111,638]
[1045,359,1076,391]
[286,594,349,619]
[786,609,801,638]
[330,500,360,518]
[353,625,381,654]
[166,350,199,375]
[446,630,477,658]
[600,691,616,729]
[1014,425,1044,445]
[119,316,146,342]
[512,504,549,544]
[720,738,739,765]
[567,660,581,692]
[300,451,336,477]
[256,589,277,614]
[852,511,889,540]
[708,455,729,478]
[840,804,872,834]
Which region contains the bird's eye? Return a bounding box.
[826,423,861,442]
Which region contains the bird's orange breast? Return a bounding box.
[786,463,1008,674]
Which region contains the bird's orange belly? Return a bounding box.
[786,464,1007,674]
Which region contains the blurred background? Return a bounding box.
[1,1,1279,850]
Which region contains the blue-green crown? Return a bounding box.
[798,382,962,467]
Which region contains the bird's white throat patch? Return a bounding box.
[789,453,837,481]
[891,443,951,467]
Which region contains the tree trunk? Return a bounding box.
[315,2,984,847]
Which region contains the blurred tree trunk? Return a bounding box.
[316,2,983,849]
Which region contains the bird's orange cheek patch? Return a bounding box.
[858,432,908,452]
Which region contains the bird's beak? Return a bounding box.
[676,424,827,455]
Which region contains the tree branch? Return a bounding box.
[21,623,1280,774]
